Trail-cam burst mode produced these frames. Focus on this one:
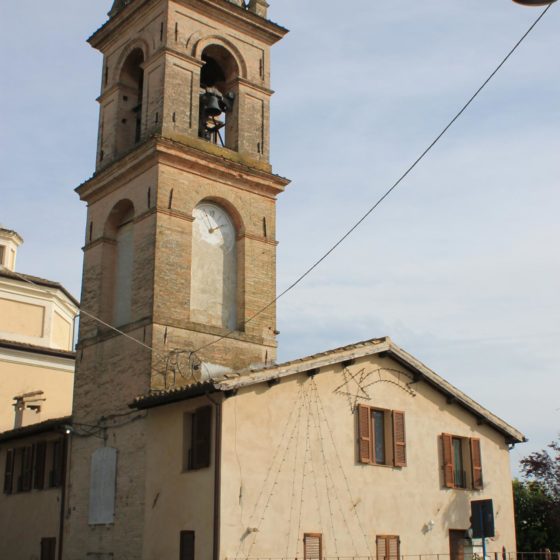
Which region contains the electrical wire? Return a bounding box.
[190,4,553,358]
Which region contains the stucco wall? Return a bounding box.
[0,436,63,560]
[0,355,74,432]
[217,354,518,559]
[143,395,218,560]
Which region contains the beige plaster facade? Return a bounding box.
[136,338,523,560]
[0,420,69,560]
[0,230,78,433]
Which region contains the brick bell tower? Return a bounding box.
[63,0,288,557]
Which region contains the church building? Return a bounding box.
[0,1,525,560]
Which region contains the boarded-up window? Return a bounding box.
[303,533,322,560]
[180,530,195,560]
[357,405,407,467]
[34,442,47,490]
[3,449,15,494]
[41,538,56,560]
[376,535,400,560]
[114,220,134,327]
[89,447,118,525]
[187,407,212,470]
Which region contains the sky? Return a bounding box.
[0,1,558,474]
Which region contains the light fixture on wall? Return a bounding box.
[426,520,435,532]
[512,0,557,5]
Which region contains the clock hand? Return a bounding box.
[209,225,225,233]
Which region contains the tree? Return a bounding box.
[514,437,560,551]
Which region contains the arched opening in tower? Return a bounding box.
[198,45,239,151]
[116,48,145,154]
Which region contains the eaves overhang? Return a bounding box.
[0,416,72,443]
[89,0,288,51]
[130,336,527,445]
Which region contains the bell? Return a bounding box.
[201,92,222,117]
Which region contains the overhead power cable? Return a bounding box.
[191,4,553,357]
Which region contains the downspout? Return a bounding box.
[58,432,69,560]
[213,399,223,560]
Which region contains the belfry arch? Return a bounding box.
[115,47,145,154]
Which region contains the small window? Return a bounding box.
[442,434,483,490]
[376,535,400,560]
[41,537,56,560]
[180,531,195,560]
[303,533,322,560]
[183,406,212,471]
[358,405,407,467]
[0,245,5,266]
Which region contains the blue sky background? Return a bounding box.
[1,1,558,474]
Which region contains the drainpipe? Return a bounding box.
[58,432,69,560]
[213,399,223,560]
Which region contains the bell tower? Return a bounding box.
[63,1,288,557]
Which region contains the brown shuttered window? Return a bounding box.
[3,449,15,495]
[40,537,56,560]
[377,535,400,560]
[189,406,212,470]
[358,404,372,464]
[303,533,322,560]
[19,445,35,492]
[392,411,407,467]
[49,440,64,488]
[180,530,195,560]
[358,405,407,468]
[442,433,455,488]
[470,438,483,490]
[34,442,47,490]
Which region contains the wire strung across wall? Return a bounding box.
[307,383,341,558]
[237,383,305,559]
[310,380,362,557]
[312,378,373,557]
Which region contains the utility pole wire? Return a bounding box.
[192,4,553,356]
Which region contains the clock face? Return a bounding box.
[193,203,236,252]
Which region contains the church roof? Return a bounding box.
[131,336,526,444]
[0,416,72,443]
[0,268,80,308]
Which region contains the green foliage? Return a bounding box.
[514,437,560,551]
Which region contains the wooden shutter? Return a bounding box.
[470,438,483,490]
[387,536,400,560]
[392,411,407,467]
[34,442,47,490]
[377,536,400,560]
[180,530,195,560]
[40,537,56,560]
[21,445,35,492]
[191,407,212,470]
[303,533,322,560]
[49,440,63,488]
[3,449,15,495]
[358,404,372,464]
[442,433,455,488]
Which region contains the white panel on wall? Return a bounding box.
[89,447,118,525]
